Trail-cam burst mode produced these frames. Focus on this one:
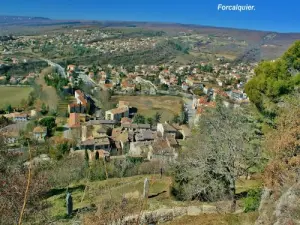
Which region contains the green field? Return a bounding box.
[111,95,183,122]
[0,86,33,108]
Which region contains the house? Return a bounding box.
[157,122,177,138]
[105,106,129,121]
[121,79,136,92]
[80,136,111,151]
[85,119,117,128]
[229,90,247,101]
[121,117,132,124]
[129,141,153,157]
[68,113,81,128]
[81,123,109,141]
[147,138,178,162]
[5,112,28,122]
[2,131,18,144]
[111,128,129,153]
[33,126,47,141]
[68,90,88,113]
[75,90,88,106]
[67,64,77,71]
[181,82,189,91]
[68,102,86,113]
[121,123,151,132]
[135,130,155,142]
[0,123,27,145]
[71,149,110,160]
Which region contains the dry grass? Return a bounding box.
[0,86,32,107]
[166,212,258,225]
[35,67,59,110]
[216,53,238,60]
[111,95,183,122]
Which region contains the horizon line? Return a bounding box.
[1,14,300,34]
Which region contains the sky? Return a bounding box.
[0,0,299,32]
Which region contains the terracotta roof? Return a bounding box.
[204,102,216,108]
[78,95,87,106]
[69,113,80,128]
[121,117,132,124]
[196,108,204,115]
[75,90,84,96]
[151,139,174,154]
[121,80,135,88]
[12,112,28,118]
[96,150,110,157]
[198,96,208,105]
[118,101,130,107]
[33,126,47,133]
[110,107,128,114]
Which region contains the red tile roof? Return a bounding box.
[78,95,87,106]
[75,90,84,96]
[69,113,80,128]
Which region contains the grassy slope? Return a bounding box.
[35,67,59,110]
[0,86,32,107]
[46,173,262,223]
[111,95,183,122]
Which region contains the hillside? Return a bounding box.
[44,174,261,224]
[1,15,300,60]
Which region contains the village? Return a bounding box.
[0,54,255,165]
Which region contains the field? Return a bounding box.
[0,86,32,108]
[111,95,183,122]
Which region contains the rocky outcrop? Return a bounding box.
[110,203,231,225]
[255,183,300,225]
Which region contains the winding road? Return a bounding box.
[41,58,67,78]
[41,58,97,87]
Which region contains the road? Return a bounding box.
[41,58,67,78]
[135,76,158,90]
[77,72,97,86]
[183,97,196,127]
[42,58,97,87]
[63,124,72,139]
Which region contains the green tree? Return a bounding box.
[153,112,162,123]
[160,84,169,91]
[172,114,180,123]
[146,117,153,126]
[245,41,300,115]
[55,142,70,160]
[39,117,56,135]
[41,103,48,115]
[5,104,13,113]
[133,114,146,124]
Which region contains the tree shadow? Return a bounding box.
[148,190,167,198]
[45,185,85,198]
[56,126,69,132]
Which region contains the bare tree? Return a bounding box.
[172,104,261,211]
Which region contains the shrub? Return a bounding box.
[243,188,262,212]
